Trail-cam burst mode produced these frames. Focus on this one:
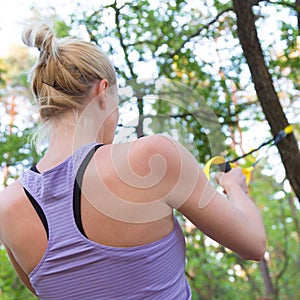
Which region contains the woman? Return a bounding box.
[0,22,266,299]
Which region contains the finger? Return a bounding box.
[242,180,249,194]
[215,172,224,185]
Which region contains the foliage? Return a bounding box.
[3,47,35,89]
[0,59,7,88]
[0,126,40,186]
[0,247,36,299]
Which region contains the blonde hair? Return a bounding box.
[22,21,117,121]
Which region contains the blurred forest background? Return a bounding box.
[0,0,300,299]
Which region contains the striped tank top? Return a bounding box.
[20,143,192,299]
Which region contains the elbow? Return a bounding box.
[240,235,267,261]
[242,250,265,262]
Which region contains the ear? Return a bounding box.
[96,79,109,110]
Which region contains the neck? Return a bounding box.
[42,109,106,166]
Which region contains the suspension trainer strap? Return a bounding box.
[203,125,293,186]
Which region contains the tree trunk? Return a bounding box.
[136,98,145,138]
[232,0,300,202]
[259,258,276,299]
[296,0,300,33]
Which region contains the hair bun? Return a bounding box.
[22,21,58,58]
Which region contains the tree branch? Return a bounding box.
[274,202,290,286]
[250,0,300,33]
[167,7,234,58]
[263,0,298,10]
[113,2,135,79]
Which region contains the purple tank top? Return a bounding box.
[20,143,192,300]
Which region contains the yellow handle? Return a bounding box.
[241,166,253,185]
[203,156,253,185]
[203,126,292,186]
[203,156,226,180]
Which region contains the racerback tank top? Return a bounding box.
[20,143,192,300]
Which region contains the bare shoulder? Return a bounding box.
[110,134,193,164]
[0,181,39,293]
[132,134,184,153]
[92,135,201,209]
[0,180,24,218]
[0,179,46,245]
[0,180,26,242]
[102,135,192,178]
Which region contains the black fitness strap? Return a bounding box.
[73,144,104,237]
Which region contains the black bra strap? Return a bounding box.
[30,164,41,174]
[23,188,49,239]
[73,144,104,237]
